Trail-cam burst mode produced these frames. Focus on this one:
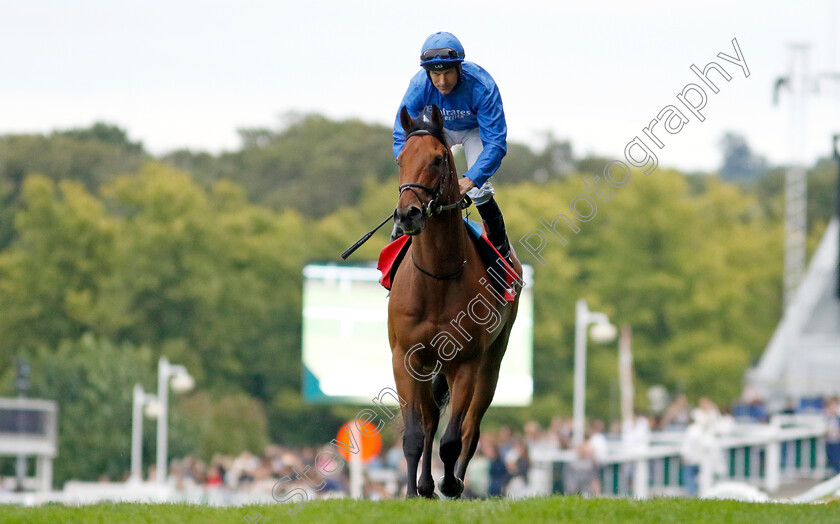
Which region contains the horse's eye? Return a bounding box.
[432,156,444,167]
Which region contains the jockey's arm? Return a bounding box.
[392,75,428,160]
[462,82,507,189]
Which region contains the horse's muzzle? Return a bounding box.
[394,205,425,235]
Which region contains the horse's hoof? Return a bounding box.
[417,490,437,499]
[438,475,464,499]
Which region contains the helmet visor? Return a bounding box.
[420,47,465,62]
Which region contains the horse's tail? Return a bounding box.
[433,373,450,410]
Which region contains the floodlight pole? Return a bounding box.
[618,325,635,430]
[14,359,30,491]
[834,134,840,299]
[131,384,156,482]
[573,299,614,446]
[773,44,840,307]
[156,357,192,484]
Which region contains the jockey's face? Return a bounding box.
[429,68,458,95]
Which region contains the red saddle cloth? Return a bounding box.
[376,219,520,302]
[376,234,411,291]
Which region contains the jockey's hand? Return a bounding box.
[458,177,476,199]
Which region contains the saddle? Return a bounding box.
[377,219,519,302]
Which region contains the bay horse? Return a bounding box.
[389,105,523,498]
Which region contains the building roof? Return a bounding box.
[747,217,840,405]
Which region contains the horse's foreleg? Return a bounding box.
[438,363,476,498]
[400,403,423,498]
[393,351,434,499]
[417,391,440,498]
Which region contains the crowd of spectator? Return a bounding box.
[149,393,840,501]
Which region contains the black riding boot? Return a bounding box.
[477,198,511,260]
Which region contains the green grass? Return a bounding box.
[0,496,838,524]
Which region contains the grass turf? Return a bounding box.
[0,496,838,524]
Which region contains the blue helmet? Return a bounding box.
[420,32,465,71]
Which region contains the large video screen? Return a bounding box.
[301,263,534,406]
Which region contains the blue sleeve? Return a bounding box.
[393,76,428,160]
[463,82,507,188]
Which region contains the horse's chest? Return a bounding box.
[390,298,491,362]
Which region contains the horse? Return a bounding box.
[388,104,523,499]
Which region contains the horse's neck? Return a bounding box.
[412,195,467,277]
[409,155,467,279]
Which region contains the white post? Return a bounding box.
[131,384,144,482]
[618,325,634,430]
[633,456,649,499]
[15,454,26,490]
[36,455,52,492]
[156,358,169,484]
[573,299,588,445]
[573,299,616,445]
[766,441,781,493]
[350,425,363,499]
[698,448,714,497]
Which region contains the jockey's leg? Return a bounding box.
[476,196,511,259]
[450,127,511,259]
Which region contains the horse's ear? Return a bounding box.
[400,106,414,133]
[430,105,444,131]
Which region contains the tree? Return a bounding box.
[482,169,783,417]
[0,175,119,353]
[0,123,148,249]
[718,132,769,182]
[170,390,270,460]
[164,113,398,218]
[22,334,156,487]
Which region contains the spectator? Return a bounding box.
[781,398,797,415]
[607,420,623,441]
[486,442,509,496]
[523,420,544,446]
[680,409,705,496]
[205,463,225,489]
[504,438,530,497]
[385,438,404,470]
[563,439,601,497]
[497,425,514,458]
[825,397,840,477]
[463,436,492,498]
[660,394,691,430]
[587,419,609,464]
[622,413,651,450]
[680,399,725,496]
[548,417,573,449]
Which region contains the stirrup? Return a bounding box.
[500,247,512,265]
[494,236,512,264]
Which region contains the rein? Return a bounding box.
[411,252,466,280]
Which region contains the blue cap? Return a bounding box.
[420,32,465,70]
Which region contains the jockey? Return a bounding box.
[392,31,511,260]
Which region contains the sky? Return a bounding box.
[2,0,840,173]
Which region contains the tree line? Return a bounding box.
[0,118,835,486]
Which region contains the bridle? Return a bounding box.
[397,128,470,280]
[398,130,470,218]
